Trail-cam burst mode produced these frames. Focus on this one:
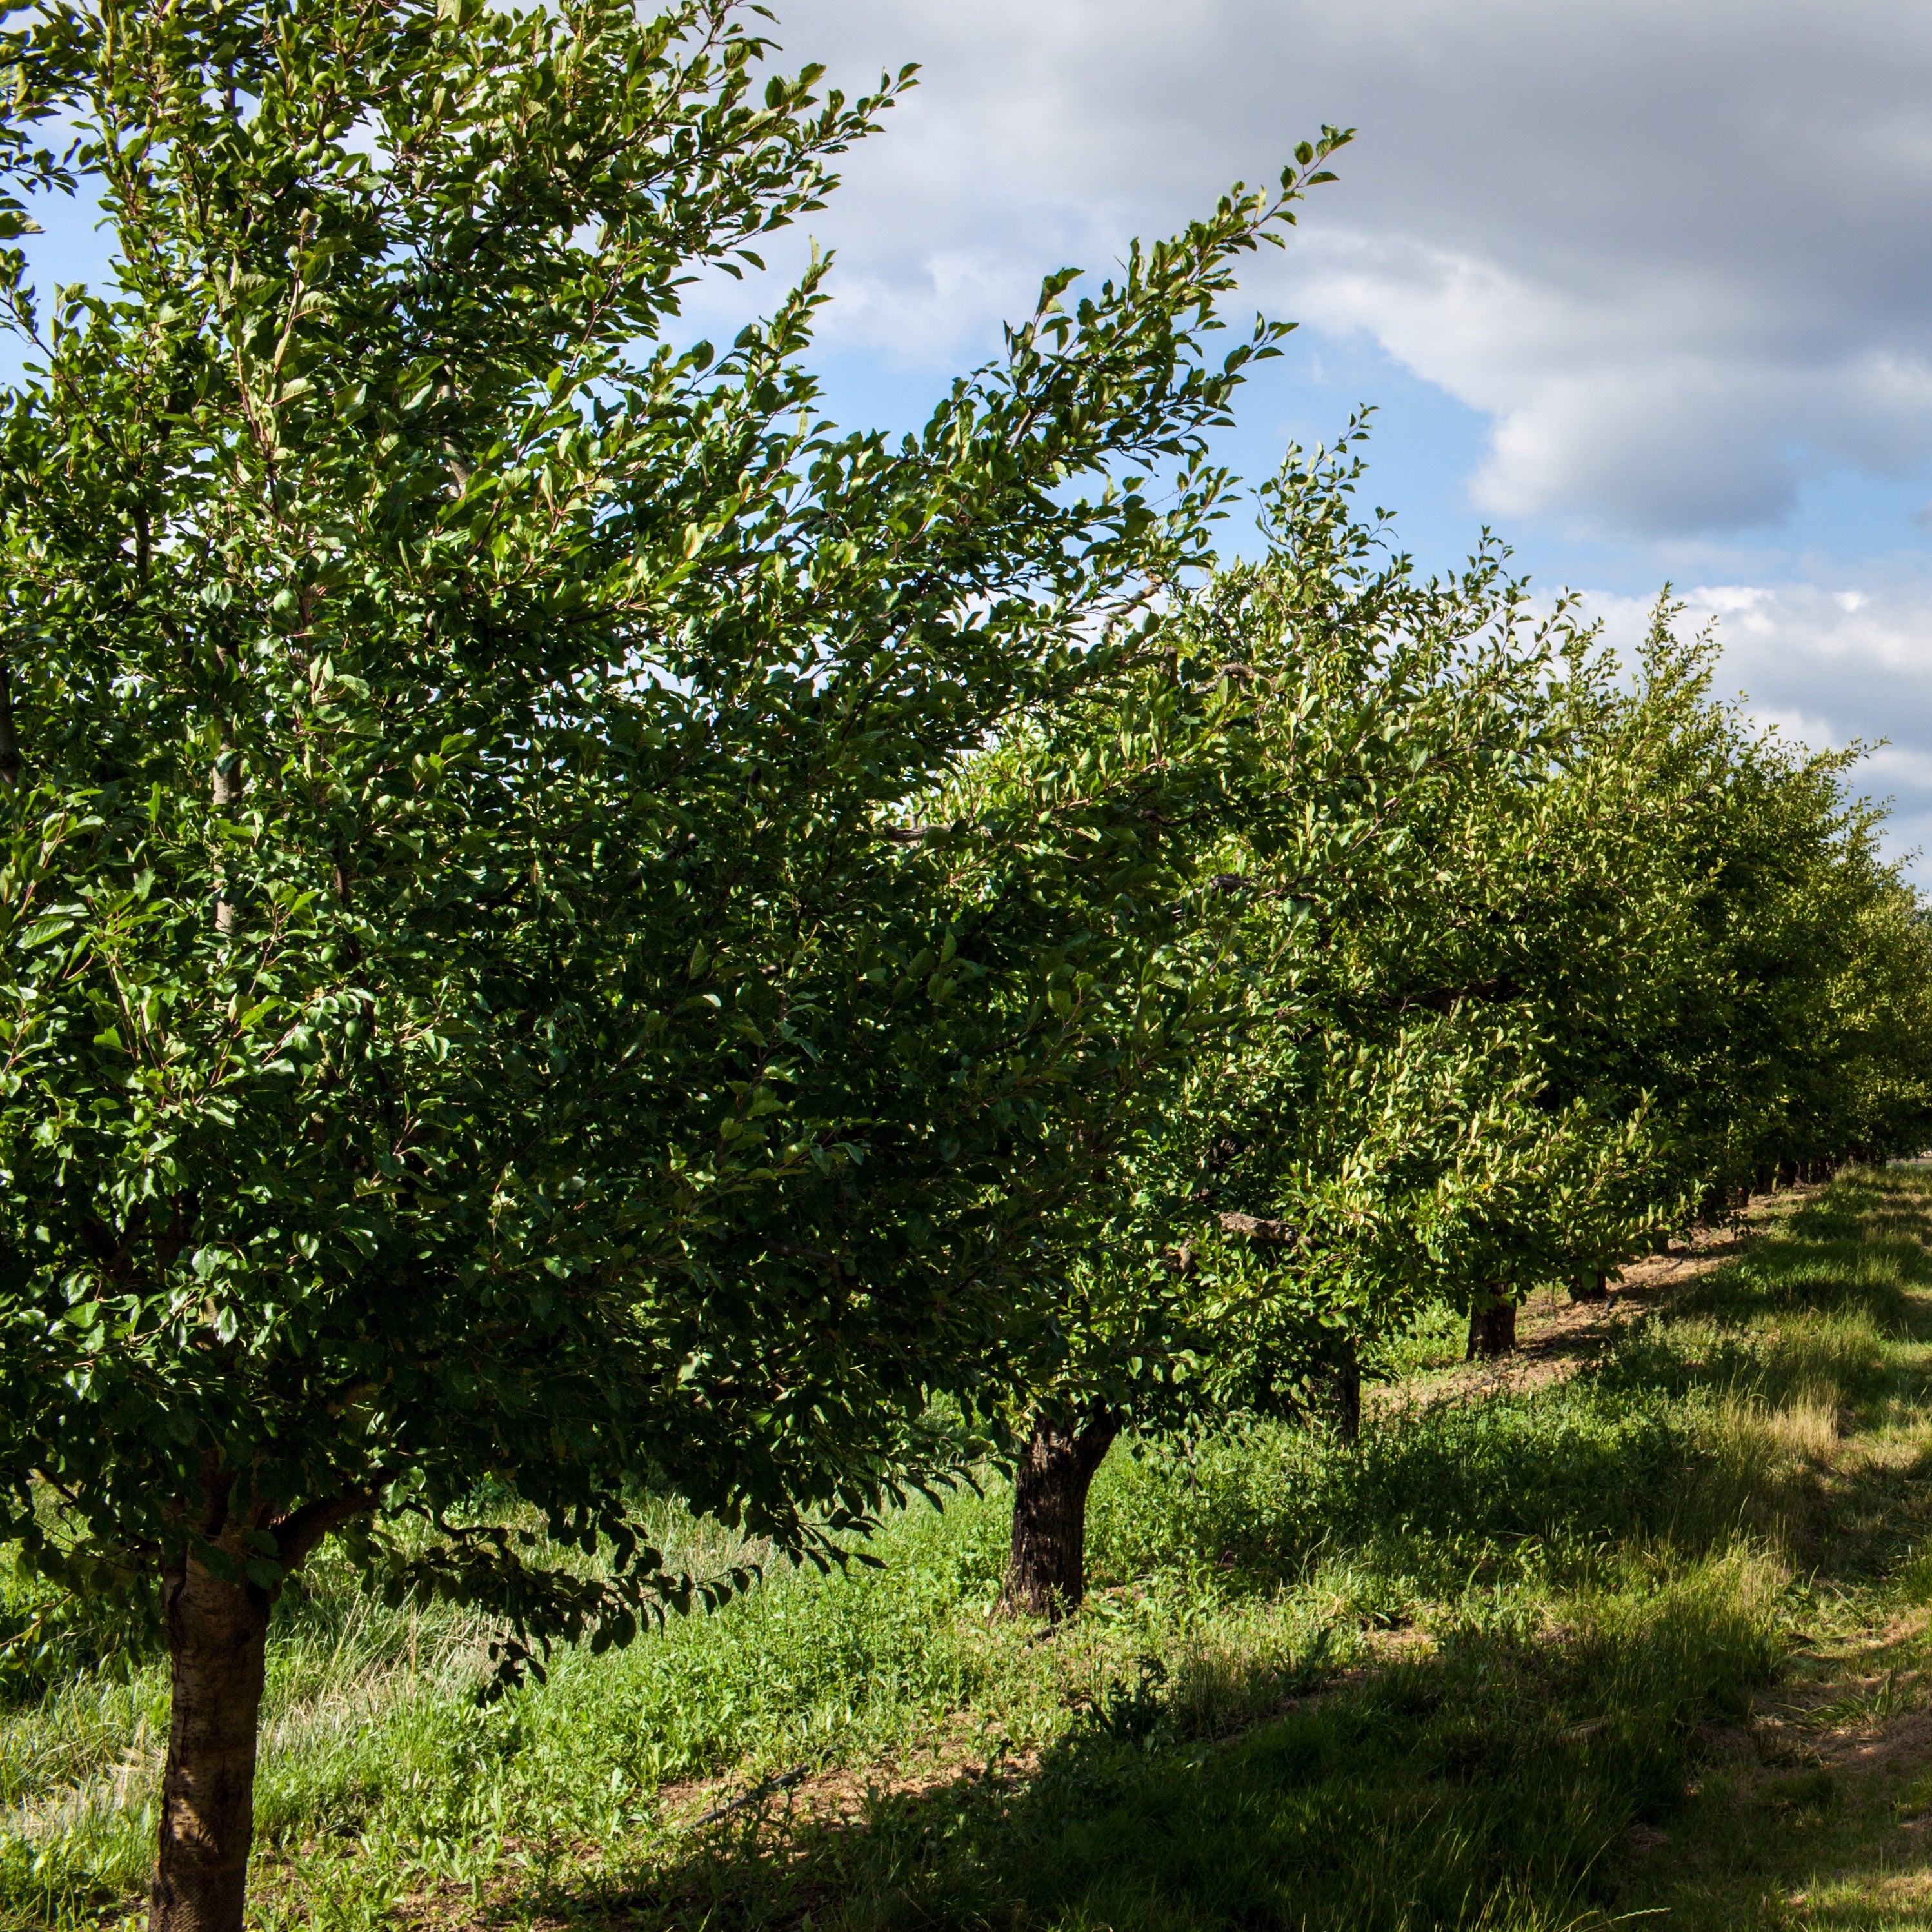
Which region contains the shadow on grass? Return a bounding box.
[528,1553,1785,1932]
[1578,1175,1932,1466]
[227,1172,1930,1931]
[1604,1742,1932,1930]
[548,1177,1932,1932]
[1671,1175,1932,1338]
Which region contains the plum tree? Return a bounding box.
[0,0,1347,1921]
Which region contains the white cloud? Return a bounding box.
[762,0,1932,537]
[744,0,1932,868]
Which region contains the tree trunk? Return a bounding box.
[1466,1293,1517,1360]
[1002,1406,1119,1619]
[1567,1272,1609,1304]
[0,653,22,789]
[1333,1342,1362,1442]
[209,632,241,939]
[150,1549,272,1932]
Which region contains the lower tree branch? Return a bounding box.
[271,1490,381,1571]
[0,653,21,790]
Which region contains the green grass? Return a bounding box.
[9,1169,1932,1928]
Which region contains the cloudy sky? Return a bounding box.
[691,0,1932,874]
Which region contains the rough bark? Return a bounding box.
[1567,1271,1609,1304]
[148,1482,373,1932]
[1002,1406,1120,1619]
[1465,1293,1517,1360]
[150,1549,271,1932]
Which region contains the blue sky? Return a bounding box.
[14,0,1932,869]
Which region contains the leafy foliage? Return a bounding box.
[980,432,1932,1476]
[0,0,1348,1672]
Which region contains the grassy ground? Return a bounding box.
[8,1169,1932,1928]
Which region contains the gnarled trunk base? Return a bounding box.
[1002,1406,1120,1619]
[150,1552,271,1932]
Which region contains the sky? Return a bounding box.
[673,0,1932,876]
[13,0,1931,870]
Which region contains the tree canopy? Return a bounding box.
[973,438,1932,1614]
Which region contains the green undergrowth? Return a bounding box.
[7,1169,1932,1929]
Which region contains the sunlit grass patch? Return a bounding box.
[1678,1243,1926,1332]
[1586,1303,1898,1420]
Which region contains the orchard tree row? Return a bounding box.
[979,455,1932,1615]
[0,3,1926,1929]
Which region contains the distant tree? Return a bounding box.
[1191,583,1932,1385]
[1615,651,1932,1200]
[1143,452,1666,1388]
[1464,605,1932,1248]
[0,1,1348,1923]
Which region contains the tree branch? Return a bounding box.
[0,652,21,789]
[271,1489,381,1570]
[1217,1210,1297,1244]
